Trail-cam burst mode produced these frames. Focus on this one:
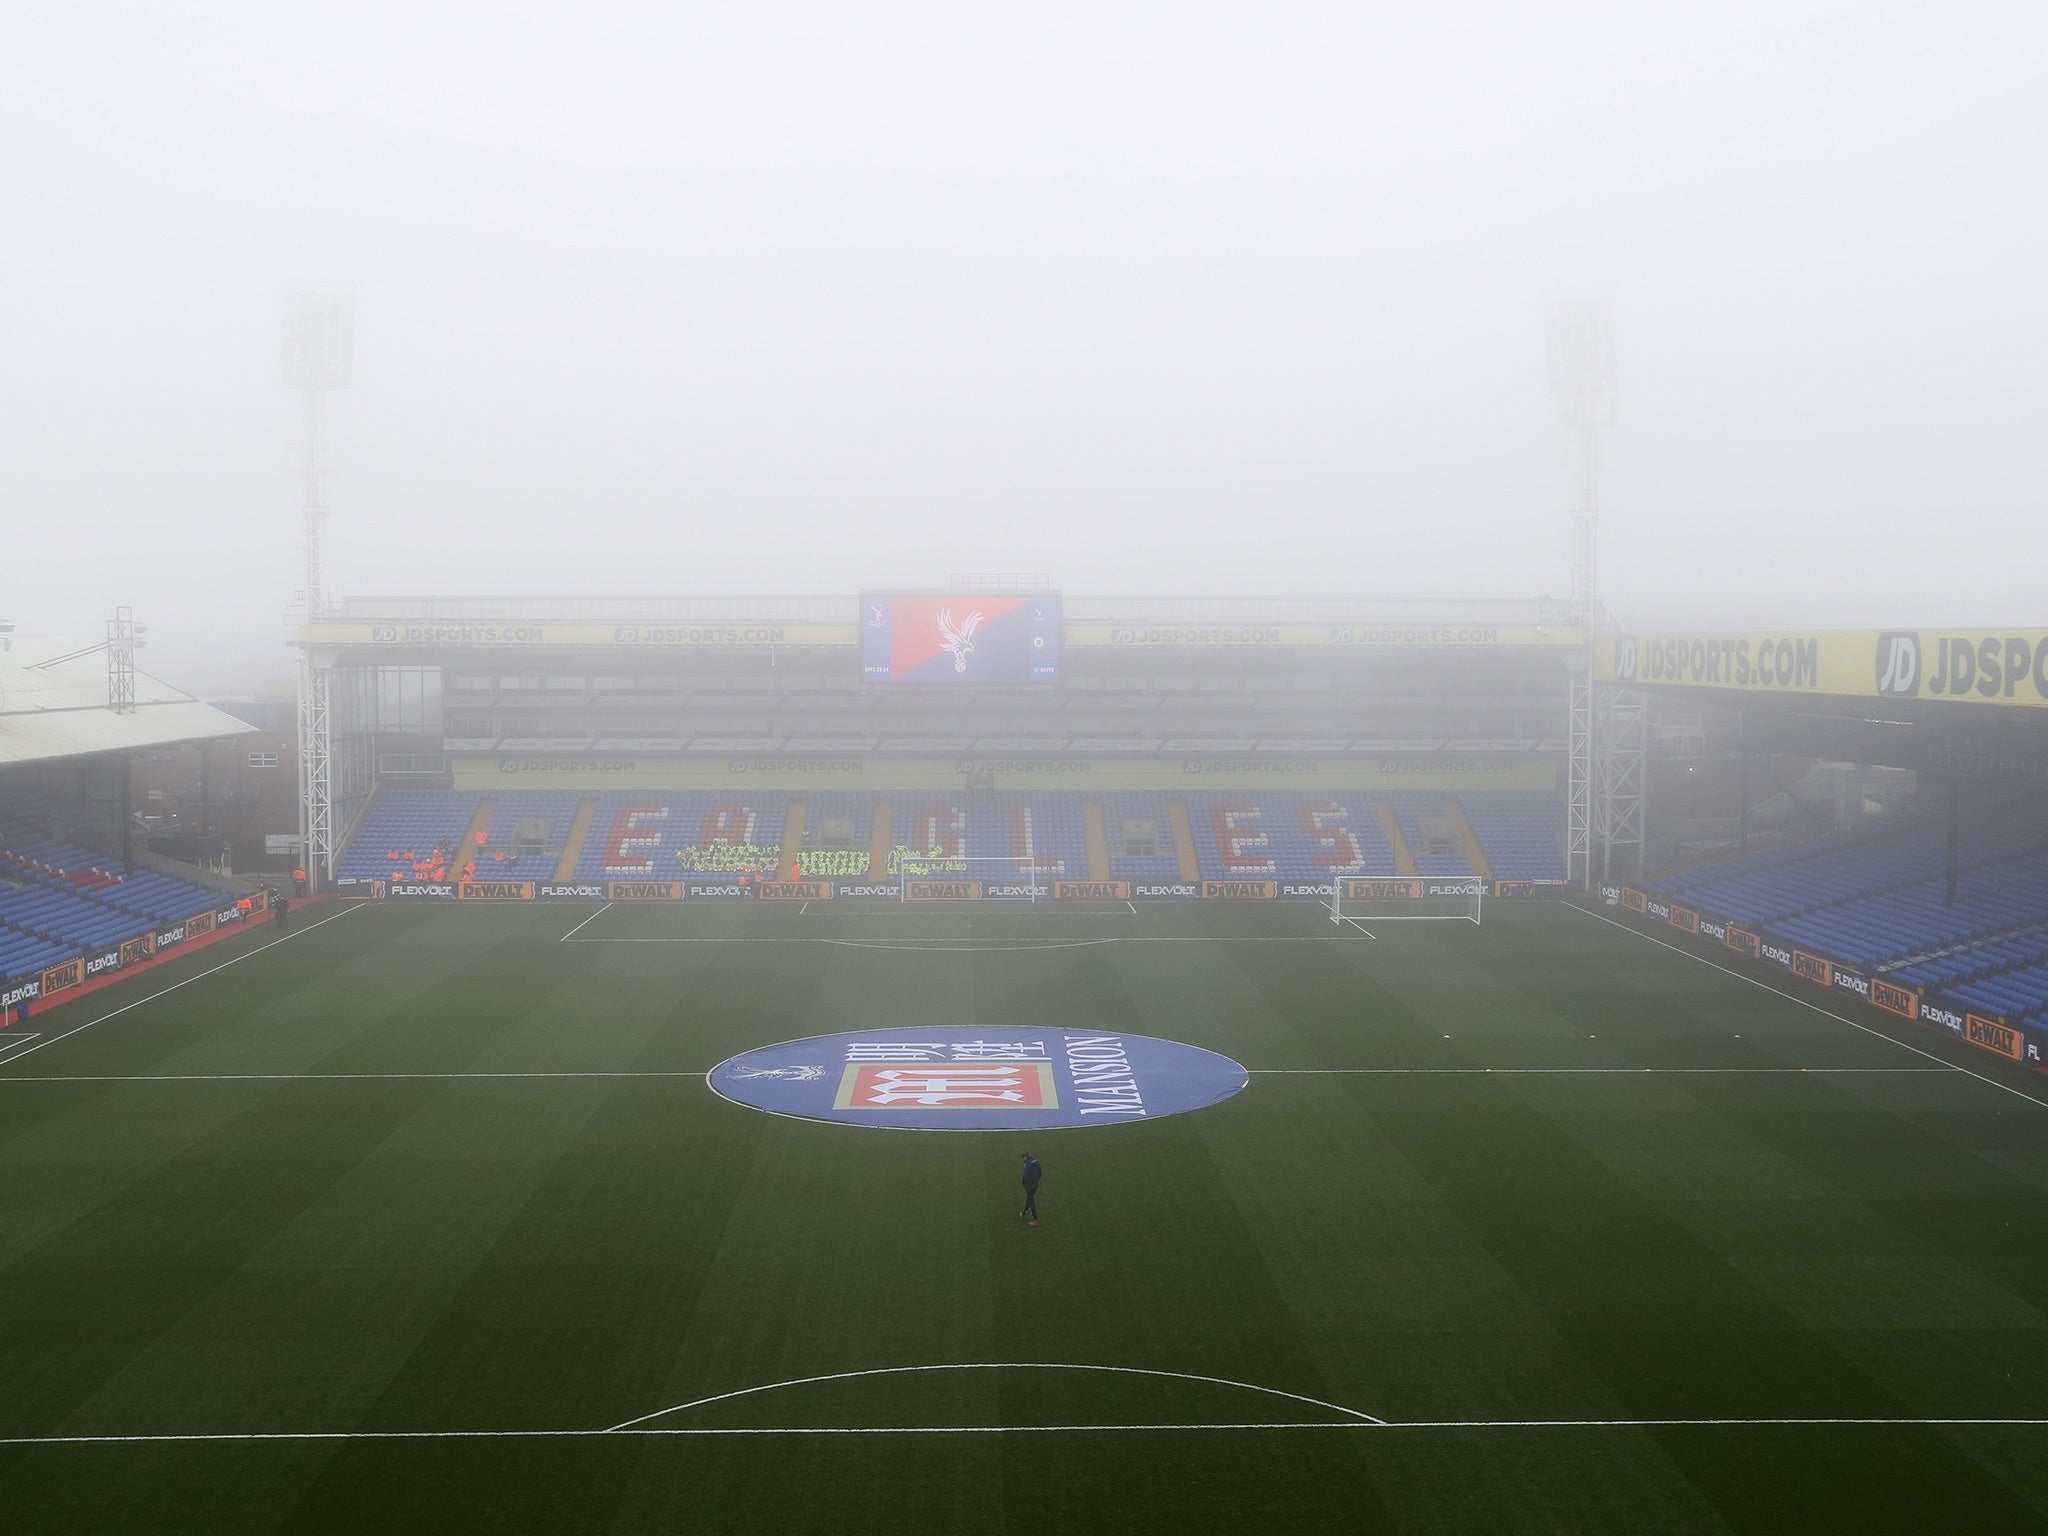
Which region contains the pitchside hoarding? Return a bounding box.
[346,875,1555,903]
[2,896,261,1023]
[1614,886,2048,1073]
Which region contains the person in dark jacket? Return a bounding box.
[272,893,290,932]
[1020,1153,1043,1226]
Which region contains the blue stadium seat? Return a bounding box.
[1652,792,2048,1018]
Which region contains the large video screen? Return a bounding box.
[861,593,1062,683]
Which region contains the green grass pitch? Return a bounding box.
[5,897,2048,1532]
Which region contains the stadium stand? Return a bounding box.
[1185,793,1399,883]
[1894,930,2048,1023]
[1655,795,2048,921]
[990,793,1087,880]
[1386,792,1474,877]
[1102,793,1184,884]
[574,793,787,882]
[886,794,1087,881]
[332,788,1567,888]
[0,819,230,976]
[468,792,581,875]
[793,792,874,880]
[1771,860,2048,967]
[1952,958,2048,1025]
[337,789,483,883]
[1457,791,1567,881]
[1652,792,2048,1019]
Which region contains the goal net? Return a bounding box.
[898,855,1056,901]
[1328,877,1484,925]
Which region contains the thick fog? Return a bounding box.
[3,3,2043,692]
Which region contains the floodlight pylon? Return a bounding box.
[286,287,354,894]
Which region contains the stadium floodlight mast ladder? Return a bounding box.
[1327,878,1485,927]
[286,287,354,895]
[897,855,1058,901]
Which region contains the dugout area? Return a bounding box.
[5,898,2048,1530]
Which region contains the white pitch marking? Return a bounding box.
[0,1071,715,1083]
[566,935,1385,946]
[0,902,367,1072]
[822,939,1117,953]
[1572,905,2048,1111]
[604,1362,1385,1432]
[1244,1067,1951,1076]
[0,1033,43,1066]
[7,1415,2048,1447]
[0,1066,1958,1087]
[558,902,613,941]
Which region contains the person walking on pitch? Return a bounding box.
[1019,1152,1043,1226]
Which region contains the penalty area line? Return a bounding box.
[558,902,613,941]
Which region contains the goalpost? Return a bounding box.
[898,854,1057,901]
[1328,877,1485,926]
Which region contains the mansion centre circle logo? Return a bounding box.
[709,1028,1249,1131]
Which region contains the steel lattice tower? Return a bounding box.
[285,290,354,893]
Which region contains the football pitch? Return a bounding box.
[6,897,2048,1532]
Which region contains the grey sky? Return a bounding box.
[3,2,2043,691]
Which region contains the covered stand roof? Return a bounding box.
[0,633,257,766]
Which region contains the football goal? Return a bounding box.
[1328,877,1485,926]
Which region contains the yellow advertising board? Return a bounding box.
[458,880,535,901]
[1597,630,2048,710]
[454,756,1560,792]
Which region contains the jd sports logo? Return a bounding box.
[371,625,398,642]
[1876,632,1919,696]
[1612,635,1638,681]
